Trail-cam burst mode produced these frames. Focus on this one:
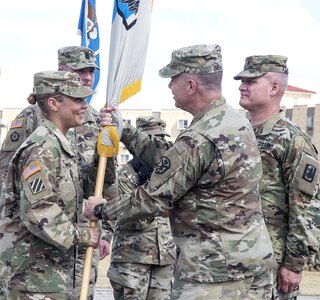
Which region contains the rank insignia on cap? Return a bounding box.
[10,131,20,142]
[155,156,171,174]
[10,118,24,129]
[28,177,46,195]
[302,164,316,182]
[22,160,42,180]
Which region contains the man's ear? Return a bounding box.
[270,80,280,96]
[187,79,197,95]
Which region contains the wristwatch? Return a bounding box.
[93,203,104,220]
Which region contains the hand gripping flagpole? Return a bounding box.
[80,125,119,300]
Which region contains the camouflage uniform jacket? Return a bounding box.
[253,111,320,273]
[104,98,275,283]
[111,161,176,266]
[0,120,91,293]
[0,104,114,242]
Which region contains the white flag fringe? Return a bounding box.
[106,0,153,107]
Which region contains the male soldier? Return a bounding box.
[234,55,320,300]
[0,46,114,299]
[86,44,276,299]
[109,116,176,300]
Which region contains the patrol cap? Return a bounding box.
[136,116,170,136]
[33,71,95,98]
[159,44,222,78]
[58,46,99,70]
[234,55,288,80]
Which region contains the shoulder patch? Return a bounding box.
[28,177,46,194]
[302,164,316,182]
[10,131,20,142]
[155,156,171,174]
[10,118,24,129]
[22,160,42,180]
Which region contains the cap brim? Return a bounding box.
[234,70,266,80]
[62,86,95,98]
[159,65,182,78]
[67,62,100,70]
[143,128,170,137]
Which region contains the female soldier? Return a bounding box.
[0,71,100,299]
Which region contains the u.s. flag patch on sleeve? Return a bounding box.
[22,160,42,180]
[10,118,24,129]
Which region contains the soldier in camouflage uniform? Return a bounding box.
[0,46,114,299]
[0,71,101,299]
[85,44,276,300]
[109,116,176,300]
[234,55,320,299]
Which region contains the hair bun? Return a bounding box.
[27,93,37,105]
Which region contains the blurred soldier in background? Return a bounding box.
[109,116,176,300]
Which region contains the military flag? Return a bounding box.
[78,0,100,104]
[106,0,153,106]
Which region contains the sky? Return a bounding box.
[0,0,320,112]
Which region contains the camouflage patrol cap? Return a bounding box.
[234,55,288,80]
[136,116,170,136]
[33,71,95,98]
[58,46,99,70]
[159,44,222,78]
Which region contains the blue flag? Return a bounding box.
[77,0,100,104]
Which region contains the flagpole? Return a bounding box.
[80,155,107,300]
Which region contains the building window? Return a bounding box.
[307,107,314,137]
[285,108,293,120]
[177,119,188,129]
[120,154,130,164]
[123,119,131,125]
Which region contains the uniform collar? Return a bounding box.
[43,119,76,156]
[252,110,285,135]
[192,97,226,123]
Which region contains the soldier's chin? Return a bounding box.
[76,114,85,124]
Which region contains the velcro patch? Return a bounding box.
[302,164,316,182]
[10,131,20,142]
[155,156,171,174]
[22,160,42,180]
[293,152,320,197]
[28,177,46,194]
[10,118,24,129]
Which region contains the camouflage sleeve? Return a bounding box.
[282,135,320,272]
[18,146,91,252]
[103,135,218,224]
[121,122,173,167]
[118,163,140,194]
